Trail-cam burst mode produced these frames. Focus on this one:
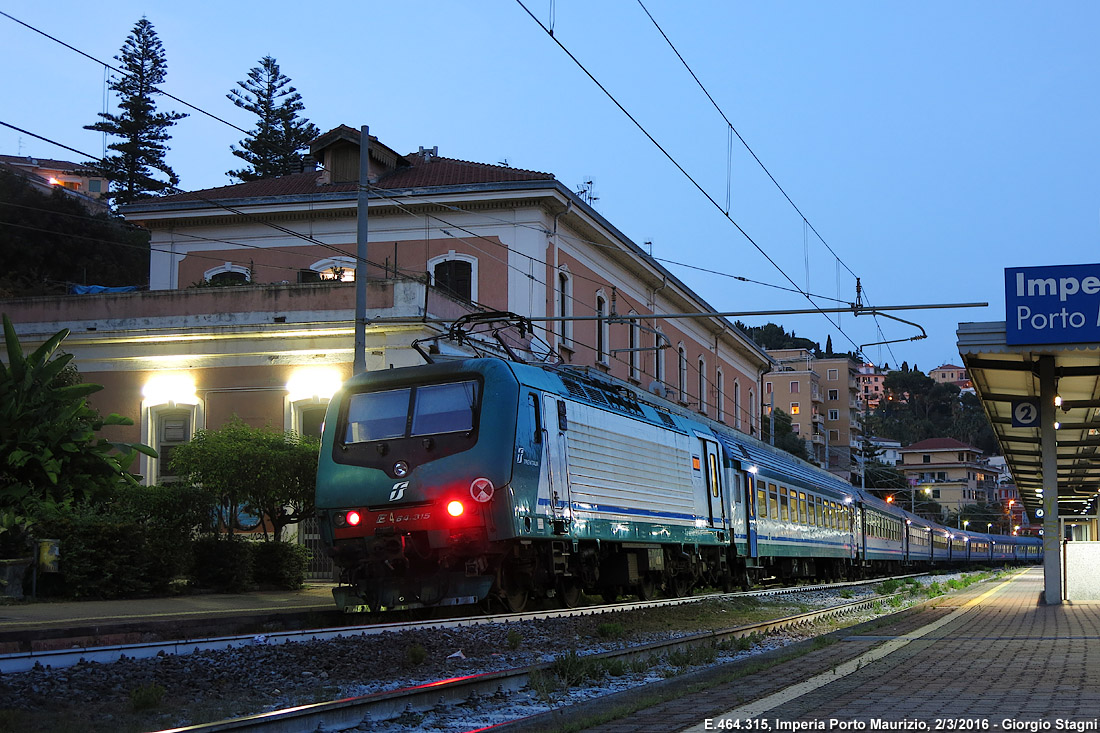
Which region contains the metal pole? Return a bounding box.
[353,125,370,374]
[1040,355,1061,604]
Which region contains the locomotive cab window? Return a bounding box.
[345,380,479,443]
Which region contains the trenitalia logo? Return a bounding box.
[389,481,409,502]
[1005,264,1100,346]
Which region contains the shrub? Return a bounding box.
[251,541,309,589]
[191,536,254,592]
[129,683,166,711]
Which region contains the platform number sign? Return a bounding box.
[1011,399,1040,428]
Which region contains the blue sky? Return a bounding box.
[4,1,1099,370]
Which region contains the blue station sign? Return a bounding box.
[1005,263,1100,345]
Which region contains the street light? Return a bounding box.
[962,519,970,531]
[987,522,993,534]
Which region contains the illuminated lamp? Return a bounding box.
[142,373,198,407]
[447,501,465,517]
[346,510,361,526]
[286,367,343,402]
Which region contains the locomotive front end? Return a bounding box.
[316,360,518,611]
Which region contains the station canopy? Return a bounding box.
[958,321,1100,522]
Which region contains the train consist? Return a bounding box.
[315,355,1041,612]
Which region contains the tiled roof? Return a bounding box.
[0,155,84,171]
[902,437,978,452]
[152,155,554,205]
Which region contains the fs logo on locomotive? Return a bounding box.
[389,481,409,502]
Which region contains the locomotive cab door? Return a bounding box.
[541,394,573,531]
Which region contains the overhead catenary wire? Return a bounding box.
[512,0,865,355]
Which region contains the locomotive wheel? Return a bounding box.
[558,578,583,608]
[503,586,529,613]
[669,573,692,598]
[636,575,658,601]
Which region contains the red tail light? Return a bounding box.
[447,500,465,517]
[346,510,362,526]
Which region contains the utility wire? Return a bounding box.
[513,0,863,355]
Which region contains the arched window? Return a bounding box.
[654,329,664,385]
[678,344,687,403]
[716,368,724,422]
[204,262,251,285]
[698,356,707,416]
[734,381,742,430]
[595,293,608,364]
[558,269,573,347]
[304,256,356,283]
[628,312,639,381]
[427,251,478,301]
[748,388,756,434]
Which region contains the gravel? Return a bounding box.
[0,573,978,732]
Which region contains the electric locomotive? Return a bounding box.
[316,342,1040,613]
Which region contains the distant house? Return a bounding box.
[930,363,972,391]
[897,437,996,514]
[0,155,109,213]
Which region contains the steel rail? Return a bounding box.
[149,592,901,733]
[0,575,920,675]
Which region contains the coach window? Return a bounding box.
[798,492,808,523]
[757,483,768,518]
[809,496,818,526]
[778,486,789,522]
[769,484,779,519]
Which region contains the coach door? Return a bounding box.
[542,394,573,529]
[744,472,759,557]
[698,437,727,531]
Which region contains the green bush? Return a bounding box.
[191,536,254,592]
[34,484,205,599]
[251,540,309,589]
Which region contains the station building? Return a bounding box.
[2,125,773,544]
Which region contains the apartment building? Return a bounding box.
[896,438,997,515]
[858,362,887,411]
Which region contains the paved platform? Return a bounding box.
[568,568,1100,732]
[0,584,338,652]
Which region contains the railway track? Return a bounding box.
[0,574,920,675]
[138,577,929,733]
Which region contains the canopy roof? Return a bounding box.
[958,321,1100,521]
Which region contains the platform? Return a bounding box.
[573,568,1100,732]
[0,584,338,653]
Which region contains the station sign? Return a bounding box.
[1005,263,1100,345]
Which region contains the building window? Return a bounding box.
[678,345,687,402]
[428,252,477,301]
[305,256,357,282]
[204,262,251,285]
[558,270,573,347]
[923,455,931,464]
[829,429,839,442]
[790,402,800,415]
[712,367,721,420]
[765,381,772,394]
[141,374,202,486]
[595,294,608,364]
[654,329,664,384]
[792,422,800,434]
[748,389,755,432]
[698,357,707,415]
[828,389,839,401]
[733,380,742,430]
[285,367,342,440]
[828,368,839,380]
[628,312,639,380]
[932,489,941,499]
[828,409,839,420]
[790,381,799,394]
[958,452,965,461]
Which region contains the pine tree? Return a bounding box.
[227,56,320,182]
[84,18,187,203]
